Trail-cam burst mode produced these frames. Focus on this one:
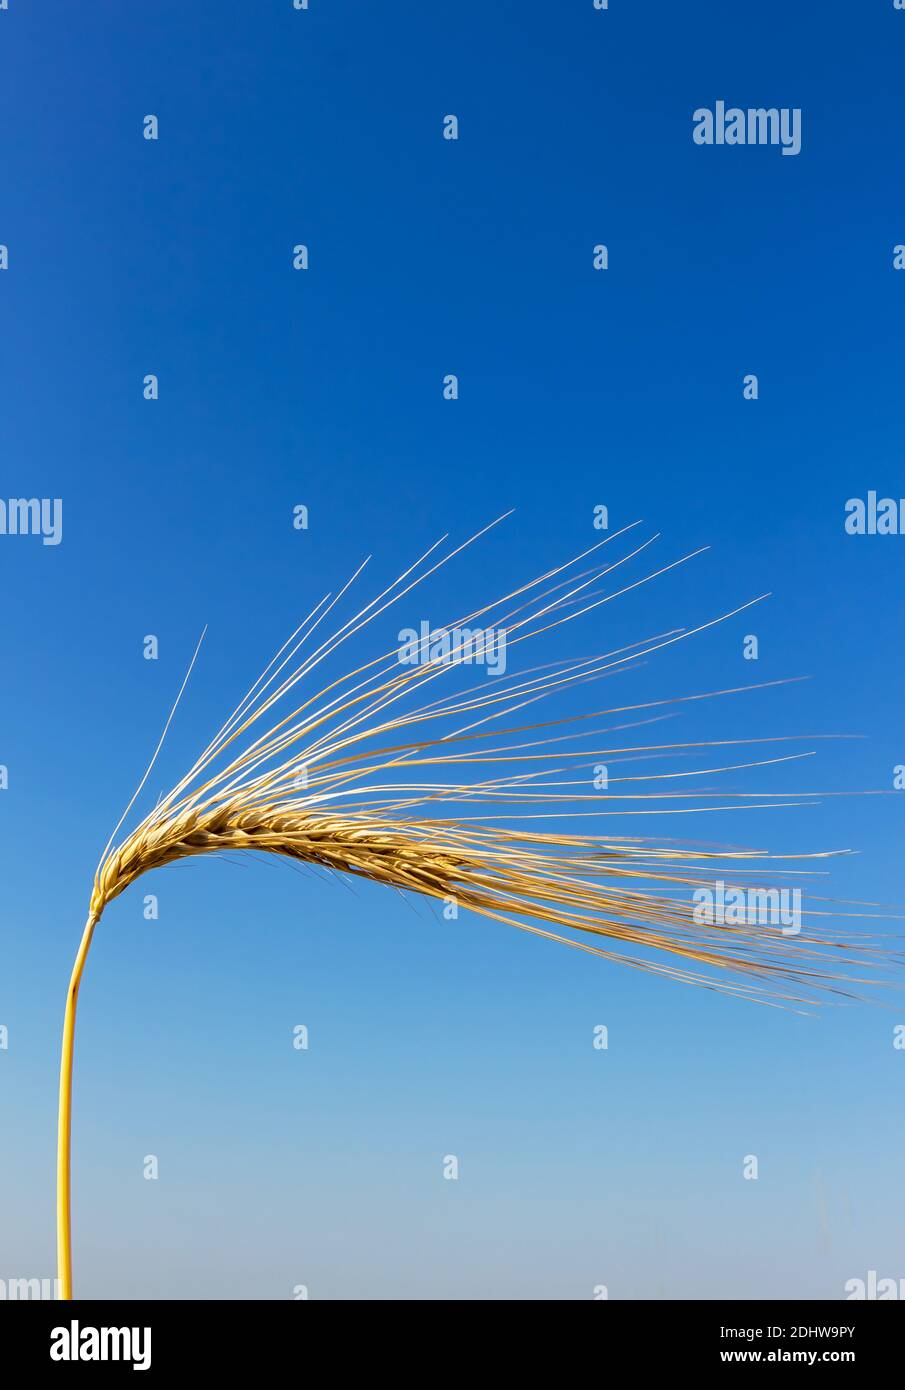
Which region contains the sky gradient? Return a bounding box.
[1,0,903,1299]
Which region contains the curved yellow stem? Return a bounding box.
[56,912,99,1301]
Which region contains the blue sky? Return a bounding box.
[1,0,903,1299]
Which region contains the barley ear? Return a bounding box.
[54,532,891,1299]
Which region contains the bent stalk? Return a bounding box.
[57,912,100,1301]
